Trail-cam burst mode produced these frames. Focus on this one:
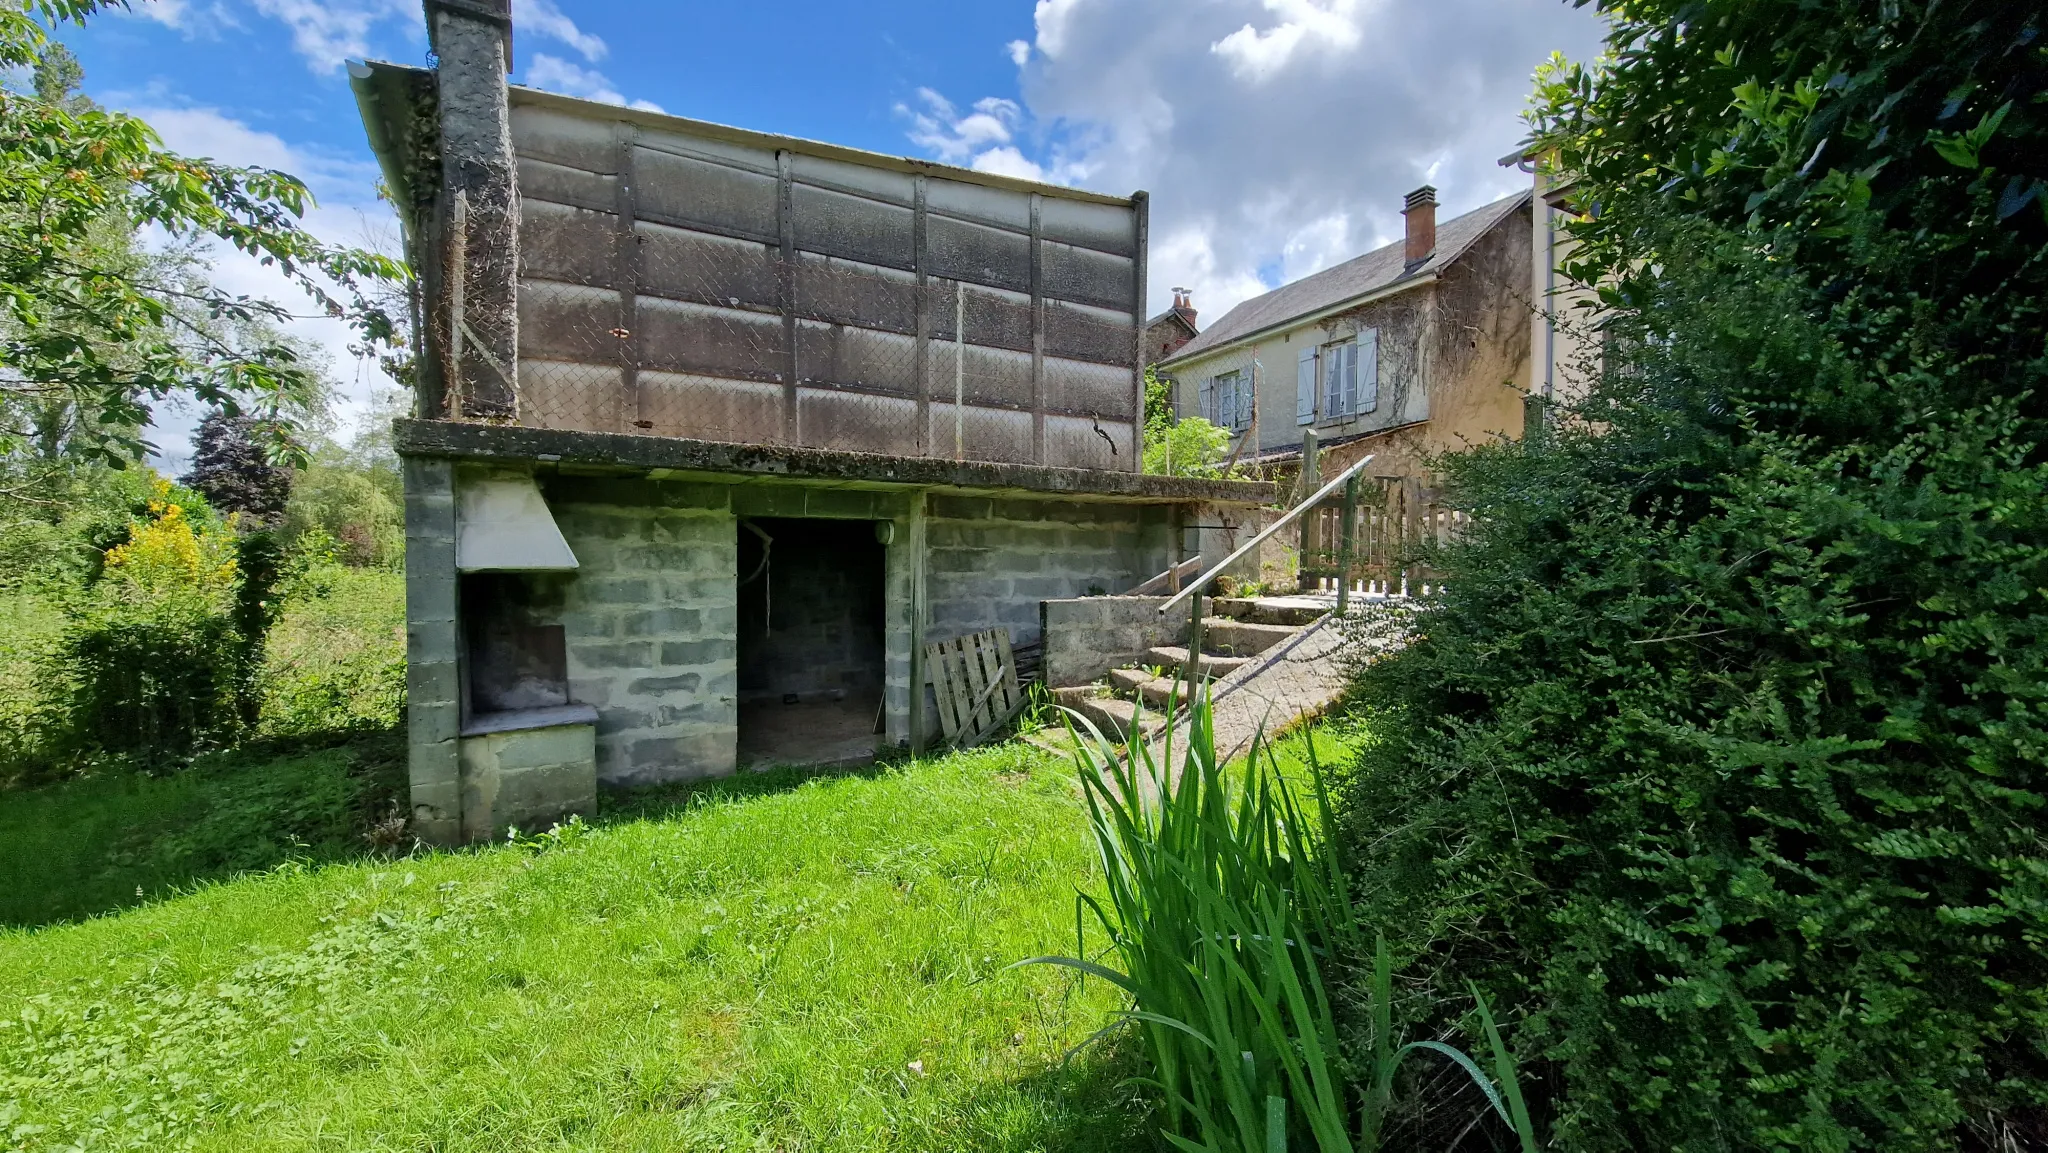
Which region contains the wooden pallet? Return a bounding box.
[925,627,1024,748]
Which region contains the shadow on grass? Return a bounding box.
[949,1033,1163,1152]
[0,726,408,930]
[597,757,901,828]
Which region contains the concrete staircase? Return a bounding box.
[1048,596,1330,745]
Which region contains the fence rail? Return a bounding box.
[1298,476,1465,597]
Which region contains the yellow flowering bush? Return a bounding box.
[48,477,251,761]
[101,480,238,601]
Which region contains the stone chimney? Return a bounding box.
[426,0,520,420]
[1403,185,1437,267]
[1172,287,1197,328]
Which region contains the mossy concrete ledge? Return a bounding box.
[393,419,1280,506]
[457,721,597,841]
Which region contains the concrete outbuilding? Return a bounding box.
[351,0,1272,843]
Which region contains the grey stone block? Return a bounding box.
[584,578,653,604]
[929,495,992,521]
[804,488,881,519]
[653,482,731,510]
[407,659,460,705]
[409,746,460,794]
[730,485,807,517]
[659,639,727,666]
[628,672,702,695]
[561,609,619,640]
[595,707,654,735]
[621,544,706,571]
[661,575,734,601]
[410,698,461,745]
[567,675,615,706]
[621,607,703,636]
[571,641,656,669]
[406,621,460,666]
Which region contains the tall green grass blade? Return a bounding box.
[1473,986,1542,1153]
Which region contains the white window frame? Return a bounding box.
[1321,339,1357,419]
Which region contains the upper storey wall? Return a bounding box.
[505,92,1146,471]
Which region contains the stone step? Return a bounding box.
[1050,687,1161,743]
[1106,666,1196,710]
[1106,666,1157,696]
[1143,646,1252,681]
[1197,618,1299,657]
[1212,596,1331,627]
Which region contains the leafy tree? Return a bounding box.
[184,413,291,524]
[0,2,401,471]
[1341,2,2048,1150]
[1141,366,1234,476]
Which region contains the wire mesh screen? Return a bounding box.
[505,99,1144,472]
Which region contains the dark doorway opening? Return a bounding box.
[735,516,887,770]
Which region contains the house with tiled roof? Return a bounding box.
[1157,186,1533,482]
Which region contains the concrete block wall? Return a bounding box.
[1041,595,1197,688]
[403,457,463,843]
[405,455,1190,817]
[458,723,596,841]
[924,494,1172,650]
[538,473,740,787]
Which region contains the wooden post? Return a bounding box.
[1296,428,1319,592]
[1336,473,1360,615]
[1167,504,1184,594]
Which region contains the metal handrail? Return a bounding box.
[1156,454,1375,616]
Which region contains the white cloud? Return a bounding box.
[249,0,410,69]
[1210,0,1365,83]
[899,89,1029,167]
[122,106,402,469]
[511,0,605,62]
[520,52,662,111]
[1006,39,1031,67]
[972,146,1046,182]
[913,0,1605,322]
[225,0,609,73]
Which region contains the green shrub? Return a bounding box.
[257,564,406,738]
[51,587,245,762]
[1339,1,2048,1144]
[279,448,402,567]
[0,592,65,786]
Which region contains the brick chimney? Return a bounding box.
[1172,287,1197,328]
[1403,185,1437,267]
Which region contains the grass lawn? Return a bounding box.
[0,742,1170,1151]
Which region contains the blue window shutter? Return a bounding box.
[1238,371,1254,431]
[1357,329,1379,413]
[1296,347,1317,425]
[1198,375,1215,423]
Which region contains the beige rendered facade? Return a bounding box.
[1157,187,1534,483]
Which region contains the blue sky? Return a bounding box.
[56,0,1605,464]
